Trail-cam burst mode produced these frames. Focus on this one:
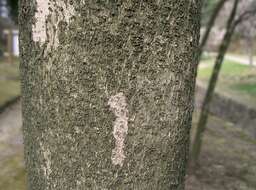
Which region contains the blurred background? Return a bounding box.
[0,0,255,189]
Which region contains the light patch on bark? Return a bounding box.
[33,0,75,48]
[32,0,49,44]
[108,92,129,167]
[40,142,52,180]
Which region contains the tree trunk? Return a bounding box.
[19,1,201,189]
[199,0,227,59]
[191,0,239,166]
[248,38,254,66]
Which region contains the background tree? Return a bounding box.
[191,0,256,166]
[199,0,228,59]
[237,10,256,66]
[19,0,201,189]
[201,0,220,25]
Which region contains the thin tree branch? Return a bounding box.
[233,8,256,27]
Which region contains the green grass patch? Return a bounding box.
[0,80,20,106]
[231,83,256,96]
[0,60,20,106]
[197,57,256,107]
[0,61,20,79]
[198,59,250,79]
[220,60,249,75]
[0,155,27,190]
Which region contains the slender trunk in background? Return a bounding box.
[199,0,227,59]
[191,0,239,166]
[248,39,254,66]
[19,1,201,189]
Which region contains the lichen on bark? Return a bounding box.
[19,0,201,189]
[108,92,129,167]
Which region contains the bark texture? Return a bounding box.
[19,1,201,189]
[191,0,239,165]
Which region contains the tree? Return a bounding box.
[199,0,228,59]
[191,0,256,166]
[242,21,256,66]
[201,0,220,25]
[19,1,201,189]
[237,1,256,66]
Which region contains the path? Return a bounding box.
[206,52,255,66]
[0,101,26,190]
[0,101,22,157]
[225,54,255,66]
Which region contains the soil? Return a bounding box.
[0,101,26,190]
[187,111,256,190]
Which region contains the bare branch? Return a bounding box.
[233,0,256,26]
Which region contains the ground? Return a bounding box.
[0,101,255,190]
[187,111,256,190]
[0,102,26,190]
[198,54,256,108]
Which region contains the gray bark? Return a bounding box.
[19,1,201,189]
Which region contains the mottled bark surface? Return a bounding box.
[19,1,201,189]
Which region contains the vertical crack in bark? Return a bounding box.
[108,93,129,167]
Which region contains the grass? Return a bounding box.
[0,81,20,105]
[197,57,256,107]
[0,154,27,190]
[0,60,19,78]
[198,59,251,79]
[232,83,256,96]
[0,59,20,107]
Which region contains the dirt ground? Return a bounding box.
[187,111,256,190]
[0,101,26,190]
[0,102,255,190]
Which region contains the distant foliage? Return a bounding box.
[6,0,18,23]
